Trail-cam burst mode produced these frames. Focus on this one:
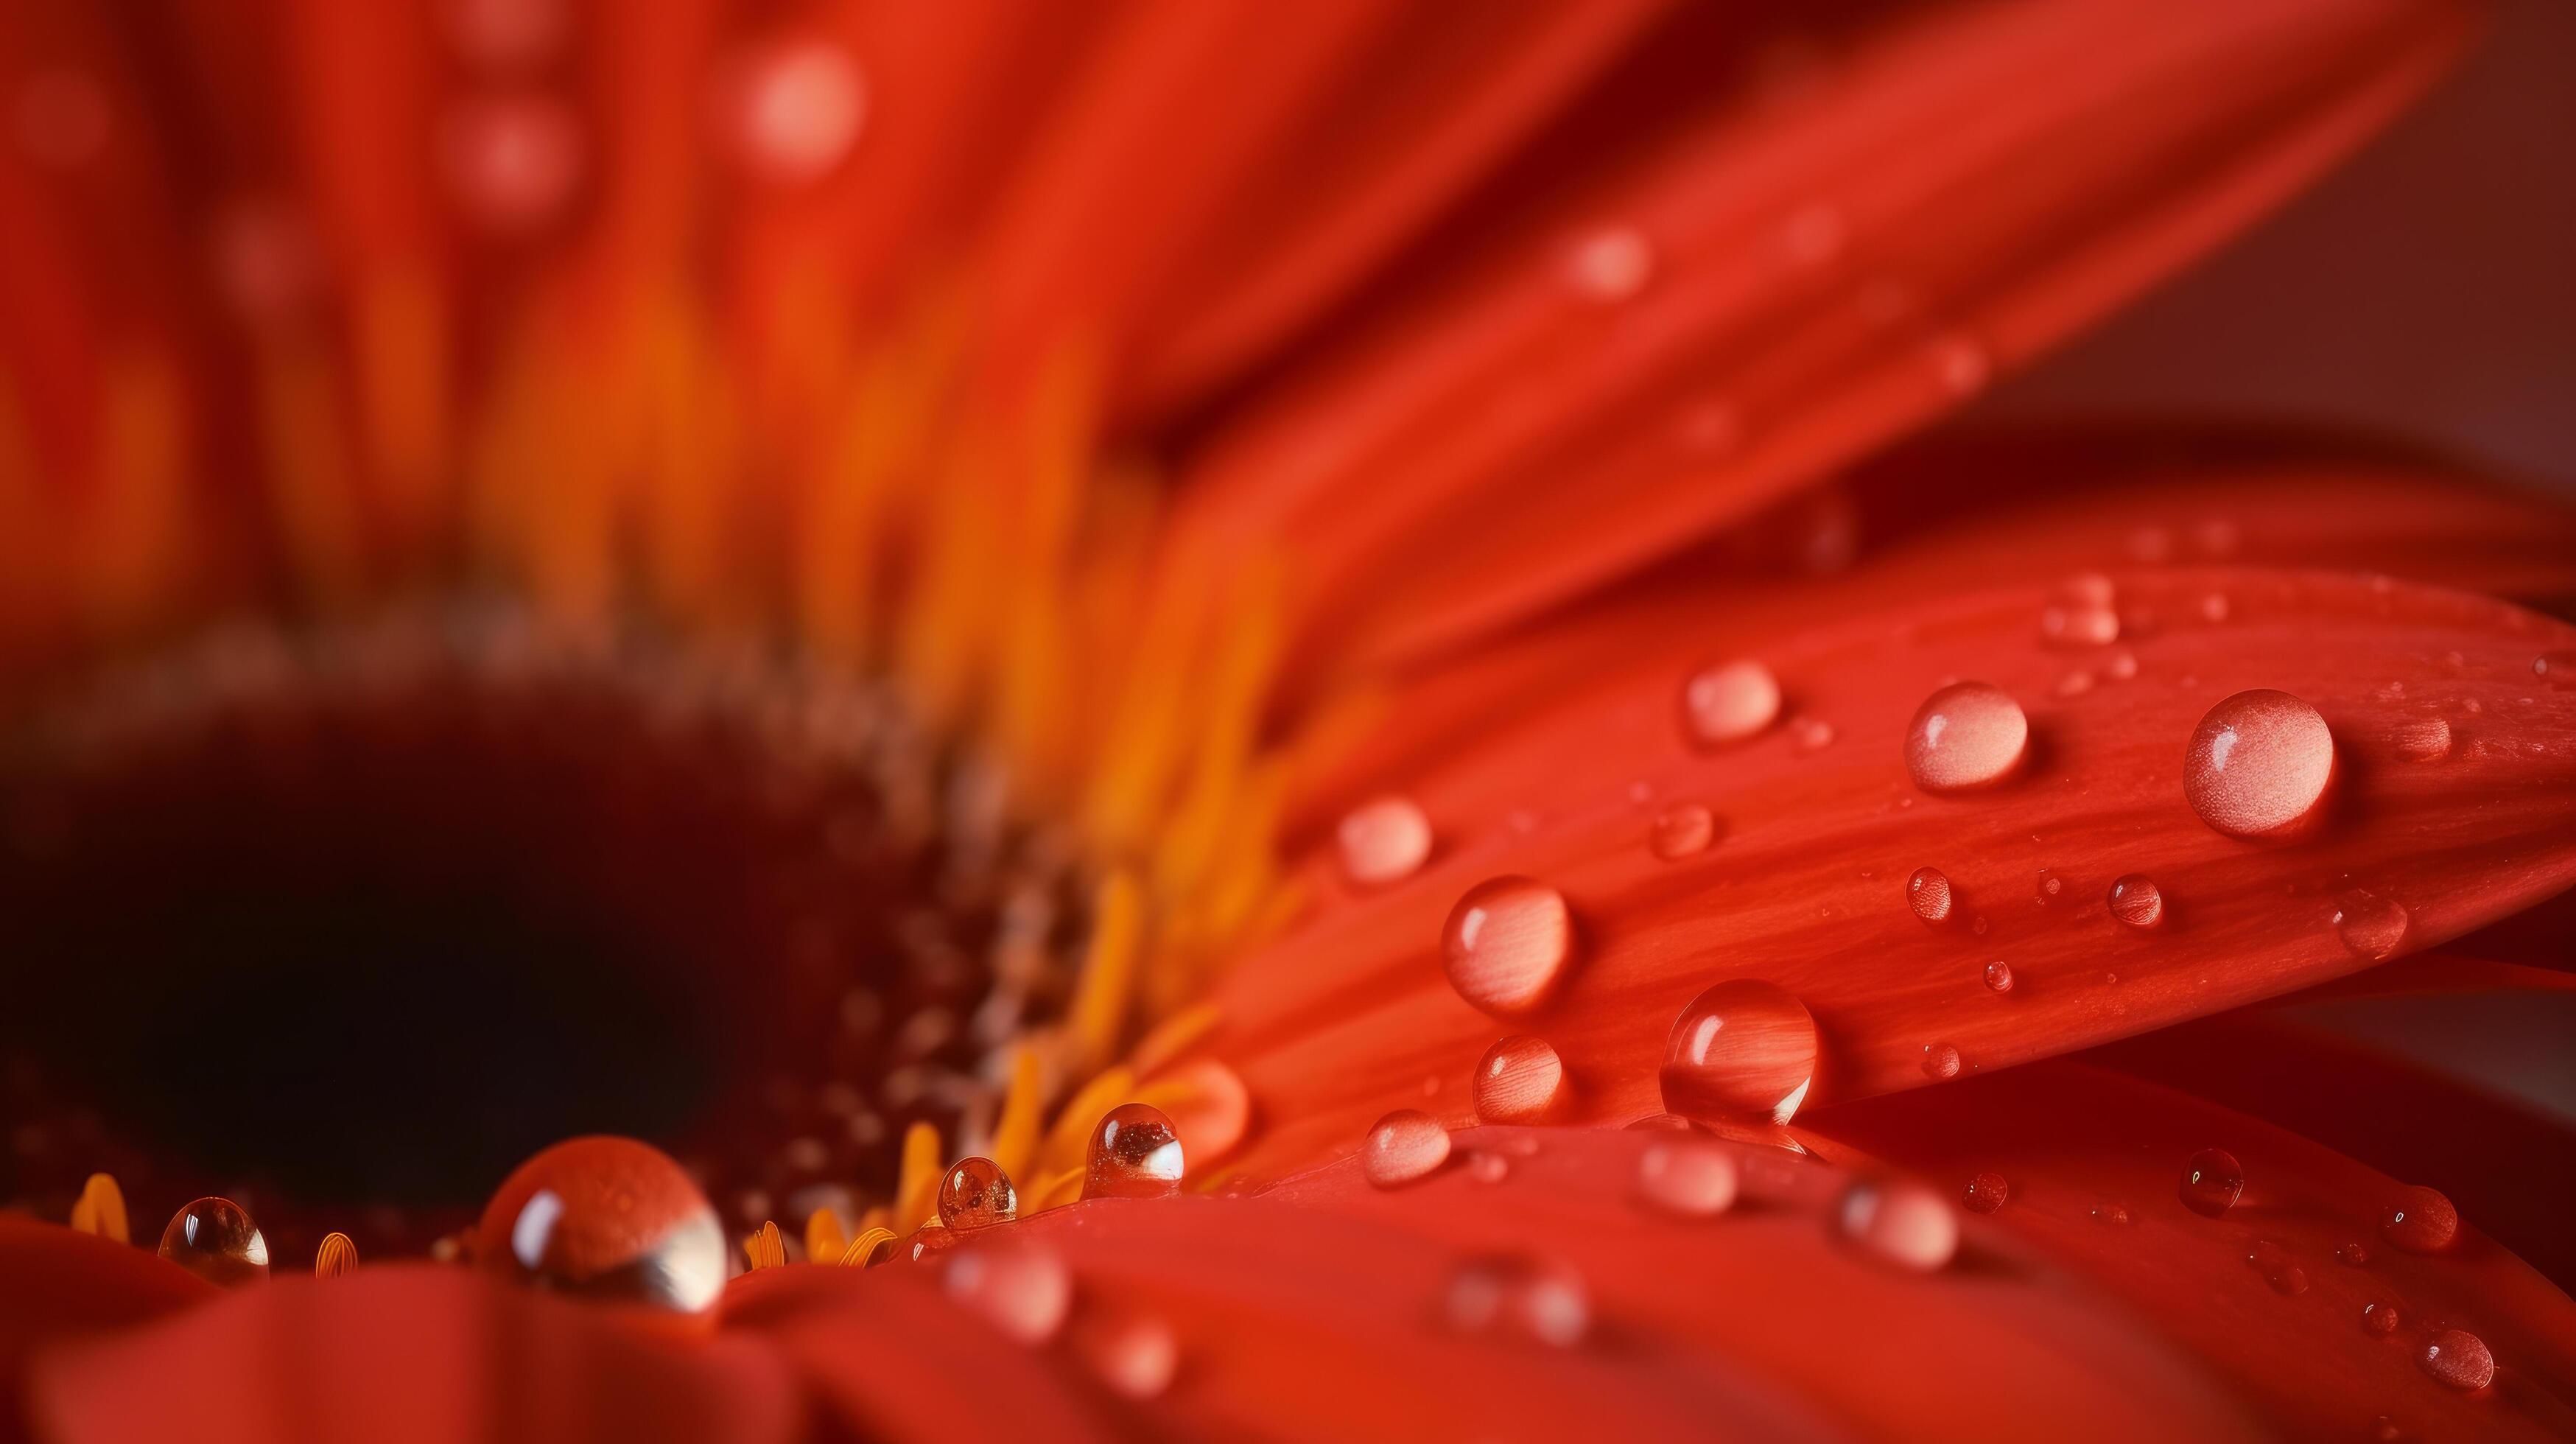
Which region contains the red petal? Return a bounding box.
[35,1266,802,1444]
[0,1222,209,1444]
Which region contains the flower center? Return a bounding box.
[0,602,1092,1264]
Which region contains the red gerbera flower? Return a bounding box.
[1,0,2570,1439]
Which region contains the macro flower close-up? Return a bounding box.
[3,0,2574,1438]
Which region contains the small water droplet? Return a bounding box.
[1920,1042,1962,1081]
[1962,1171,2009,1214]
[1084,1103,1184,1201]
[1442,877,1574,1016]
[1659,980,1817,1127]
[2091,1202,2132,1227]
[1649,803,1719,860]
[2183,690,2336,838]
[2362,1300,2401,1336]
[945,1242,1072,1344]
[2033,868,2064,905]
[2381,1185,2458,1253]
[2177,1149,2244,1219]
[1834,1178,1957,1272]
[938,1157,1017,1232]
[1338,795,1432,886]
[1444,1254,1590,1346]
[1077,1310,1177,1399]
[1681,659,1780,746]
[2336,1241,2372,1266]
[2333,888,2410,961]
[1567,226,1652,301]
[2107,875,2164,930]
[1906,866,1954,925]
[1474,1036,1567,1124]
[2535,650,2576,688]
[158,1197,270,1287]
[2419,1329,2495,1391]
[1982,960,2015,994]
[1905,681,2029,792]
[1635,1139,1738,1218]
[1363,1110,1452,1188]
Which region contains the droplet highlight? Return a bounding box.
[2178,1148,2244,1219]
[2362,1300,2401,1336]
[1906,866,1954,924]
[158,1197,270,1287]
[2381,1185,2458,1253]
[1442,877,1574,1016]
[1962,1171,2009,1214]
[2107,875,2164,930]
[2333,888,2410,961]
[2183,689,2336,838]
[938,1157,1018,1232]
[1473,1036,1566,1125]
[1920,1042,1961,1081]
[1659,980,1817,1127]
[2419,1330,2495,1392]
[480,1136,726,1312]
[1982,961,2015,995]
[1905,681,2029,792]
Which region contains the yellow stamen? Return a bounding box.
[894,1121,943,1233]
[1067,871,1145,1073]
[1025,1166,1084,1213]
[69,1173,127,1245]
[804,1206,848,1266]
[314,1232,359,1278]
[857,1204,891,1238]
[744,1219,787,1272]
[840,1227,897,1268]
[1037,1065,1135,1177]
[988,1044,1045,1185]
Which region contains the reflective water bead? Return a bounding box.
[2362,1300,2401,1336]
[2381,1185,2459,1253]
[1659,980,1817,1127]
[1077,1311,1178,1400]
[1444,1254,1590,1346]
[2419,1330,2496,1391]
[945,1242,1072,1345]
[1962,1172,2009,1214]
[1906,866,1954,924]
[1635,1139,1738,1219]
[1084,1104,1184,1201]
[1649,803,1719,860]
[1982,960,2015,995]
[158,1197,270,1287]
[1905,681,2029,792]
[1920,1042,1962,1081]
[1442,877,1574,1016]
[939,1157,1018,1231]
[2183,690,2336,838]
[1338,795,1432,886]
[1681,659,1780,746]
[1473,1036,1567,1124]
[1834,1179,1957,1272]
[2392,717,2453,762]
[2536,650,2576,688]
[2178,1148,2245,1219]
[480,1136,726,1312]
[2108,875,2165,930]
[1363,1110,1452,1188]
[2333,888,2410,961]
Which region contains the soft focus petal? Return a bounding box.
[0,1222,209,1444]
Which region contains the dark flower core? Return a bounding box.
[0,603,1090,1264]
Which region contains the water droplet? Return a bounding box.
[2268,1263,2310,1296]
[1338,795,1432,886]
[2333,888,2410,961]
[438,94,585,233]
[1445,1254,1591,1346]
[2362,1300,2401,1336]
[1363,1110,1452,1188]
[1635,1138,1738,1218]
[158,1197,270,1287]
[1834,1178,1958,1272]
[1962,1171,2009,1214]
[479,1137,726,1312]
[1905,681,2029,792]
[2091,1202,2132,1227]
[1076,1310,1178,1399]
[1681,659,1780,746]
[1920,1042,1962,1081]
[1083,1103,1184,1201]
[2336,1241,2373,1266]
[946,1242,1072,1344]
[1473,1036,1566,1124]
[2392,718,2453,761]
[1567,226,1652,301]
[2107,875,2164,930]
[2381,1185,2458,1253]
[2419,1330,2495,1391]
[2033,869,2064,905]
[2178,1149,2244,1218]
[724,38,867,185]
[1659,980,1817,1127]
[2536,650,2576,688]
[1441,877,1573,1016]
[2183,690,2336,838]
[938,1157,1018,1231]
[1906,866,1954,924]
[1649,803,1718,860]
[1982,960,2015,994]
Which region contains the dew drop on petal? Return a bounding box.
[1473,1036,1566,1125]
[1649,803,1718,861]
[1905,681,2029,792]
[2392,718,2453,762]
[724,39,867,185]
[1906,866,1954,924]
[1982,960,2015,994]
[1659,981,1817,1127]
[1567,226,1652,301]
[1445,1254,1591,1347]
[2336,1241,2373,1266]
[1681,659,1780,746]
[480,1137,726,1312]
[2362,1300,2401,1336]
[1834,1179,1958,1272]
[1442,877,1573,1016]
[2381,1185,2459,1253]
[2183,690,2336,838]
[2178,1149,2245,1219]
[937,1157,1017,1231]
[2269,1264,2310,1296]
[1363,1110,1451,1188]
[2108,875,2164,930]
[2535,650,2576,688]
[1077,1311,1178,1400]
[1635,1139,1738,1218]
[1920,1042,1962,1081]
[1962,1171,2009,1214]
[1338,795,1431,886]
[158,1197,270,1287]
[2033,868,2063,905]
[1083,1103,1184,1201]
[2420,1330,2496,1391]
[2333,888,2410,961]
[945,1242,1072,1345]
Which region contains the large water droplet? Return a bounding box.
[2381,1185,2458,1253]
[1442,877,1573,1016]
[1681,659,1780,746]
[1906,866,1954,924]
[1982,960,2015,994]
[1920,1042,1961,1081]
[2183,690,2336,838]
[1962,1171,2009,1214]
[1338,795,1432,886]
[1905,681,2029,793]
[158,1197,270,1287]
[2108,875,2164,930]
[2178,1148,2244,1218]
[1635,1138,1738,1218]
[1362,1110,1452,1188]
[2333,888,2410,961]
[1084,1103,1184,1201]
[1649,803,1719,861]
[1473,1036,1566,1124]
[1659,981,1817,1127]
[2392,718,2453,762]
[946,1242,1072,1344]
[480,1136,726,1312]
[938,1157,1018,1232]
[1445,1254,1590,1346]
[1834,1178,1957,1272]
[2419,1330,2495,1391]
